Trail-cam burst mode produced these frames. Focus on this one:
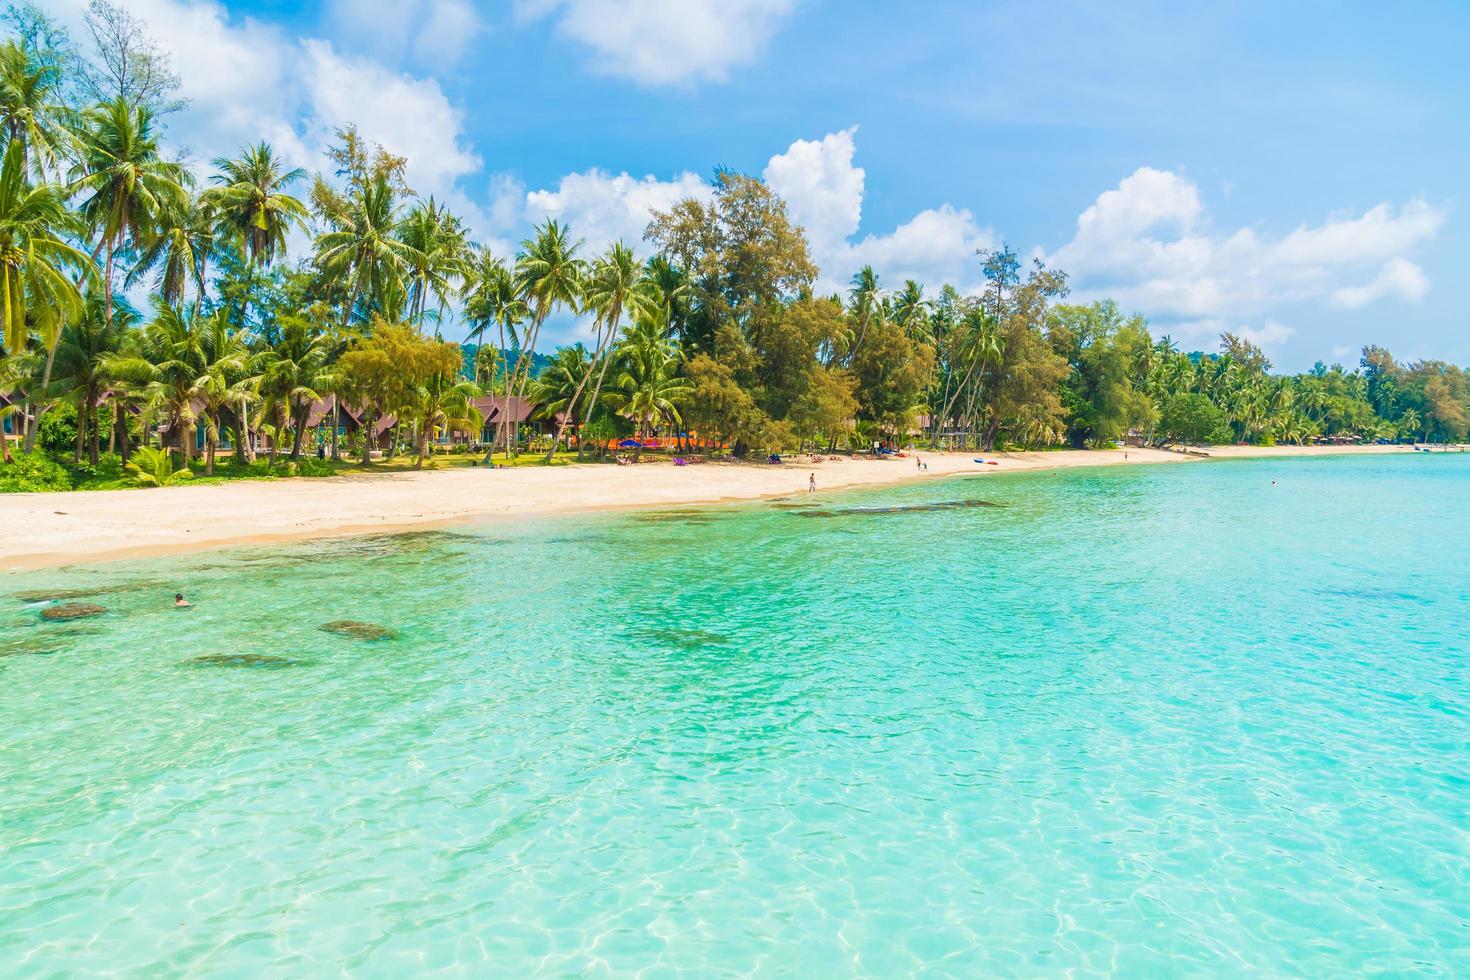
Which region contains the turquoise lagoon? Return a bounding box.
[1,455,1466,976]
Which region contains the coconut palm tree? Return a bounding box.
[609,312,690,461]
[546,241,654,461]
[68,97,189,330]
[405,371,480,469]
[254,316,334,464]
[107,298,208,463]
[0,138,93,451]
[47,293,137,464]
[206,143,307,267]
[398,197,470,331]
[0,40,69,180]
[126,187,215,311]
[528,343,593,455]
[891,279,931,344]
[313,172,418,329]
[509,219,583,458]
[192,311,254,474]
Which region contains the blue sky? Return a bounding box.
[36,0,1468,369]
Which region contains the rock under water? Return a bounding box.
[318,620,399,641]
[185,653,303,669]
[40,603,107,621]
[795,499,1003,518]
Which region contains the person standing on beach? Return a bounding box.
[809,473,816,493]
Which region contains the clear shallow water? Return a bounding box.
[1,455,1467,977]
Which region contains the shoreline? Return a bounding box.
[0,444,1436,571]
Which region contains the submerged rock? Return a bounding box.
[40,602,107,621]
[14,580,165,603]
[318,620,399,641]
[0,634,64,658]
[185,653,302,669]
[15,587,105,602]
[795,499,1003,518]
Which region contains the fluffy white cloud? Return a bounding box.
[298,40,480,192]
[1331,257,1431,308]
[762,128,864,254]
[762,127,994,293]
[1239,319,1295,347]
[516,169,712,256]
[41,0,481,207]
[518,0,798,85]
[1050,167,1444,329]
[325,0,481,67]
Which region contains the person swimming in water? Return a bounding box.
[174,593,192,608]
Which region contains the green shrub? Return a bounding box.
[68,452,125,484]
[293,457,334,477]
[0,451,72,492]
[127,447,194,487]
[1159,394,1230,445]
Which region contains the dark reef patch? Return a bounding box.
[319,620,399,641]
[40,603,107,621]
[185,653,304,669]
[795,499,1003,518]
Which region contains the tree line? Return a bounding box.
[1,2,1466,490]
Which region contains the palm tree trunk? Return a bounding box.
[116,403,131,463]
[289,405,307,461]
[73,400,85,462]
[22,340,59,453]
[88,398,101,464]
[330,396,341,461]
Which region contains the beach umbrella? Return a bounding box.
[618,439,642,448]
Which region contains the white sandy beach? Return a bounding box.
[0,444,1428,569]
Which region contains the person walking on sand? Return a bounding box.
[809,473,816,493]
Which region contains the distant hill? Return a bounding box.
[460,345,554,381]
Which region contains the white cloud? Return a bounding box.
[325,0,481,67]
[762,127,864,255]
[518,0,798,85]
[41,0,482,212]
[298,40,480,193]
[520,169,712,257]
[1050,167,1444,326]
[1239,319,1294,347]
[1331,257,1431,308]
[762,128,994,293]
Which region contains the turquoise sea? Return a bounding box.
[1,455,1467,976]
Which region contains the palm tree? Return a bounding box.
[1397,407,1422,443]
[529,343,593,454]
[206,142,307,268]
[844,265,882,362]
[547,241,654,461]
[509,219,583,459]
[609,312,691,461]
[68,97,189,330]
[192,311,253,474]
[0,40,69,180]
[398,197,469,330]
[255,316,334,464]
[127,188,215,310]
[47,293,136,464]
[891,279,931,344]
[0,138,93,451]
[405,372,480,469]
[108,298,208,463]
[313,173,418,329]
[644,254,690,345]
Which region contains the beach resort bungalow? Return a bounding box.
[442,395,554,446]
[1,391,29,445]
